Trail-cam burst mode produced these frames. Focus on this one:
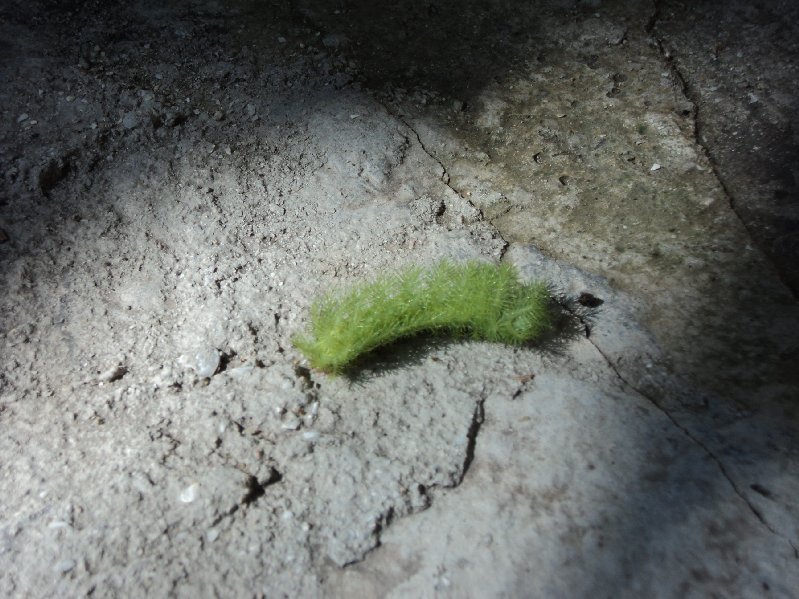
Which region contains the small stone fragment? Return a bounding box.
[55,559,76,574]
[179,483,199,503]
[121,112,139,129]
[193,348,220,378]
[281,415,301,431]
[98,364,127,383]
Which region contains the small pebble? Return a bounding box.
[17,113,29,123]
[121,112,139,129]
[179,483,199,503]
[650,163,661,171]
[281,416,301,431]
[55,559,76,574]
[193,348,220,378]
[98,364,127,383]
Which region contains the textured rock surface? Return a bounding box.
[1,0,797,597]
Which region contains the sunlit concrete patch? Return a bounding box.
[0,9,519,591]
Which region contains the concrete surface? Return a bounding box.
[1,0,797,597]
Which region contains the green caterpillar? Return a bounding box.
[293,260,552,374]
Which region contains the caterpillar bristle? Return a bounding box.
[292,260,552,374]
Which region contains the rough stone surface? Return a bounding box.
[655,0,799,295]
[1,1,797,597]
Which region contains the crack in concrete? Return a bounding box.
[373,98,486,212]
[559,298,799,558]
[377,101,510,263]
[381,105,458,195]
[646,3,797,300]
[376,61,798,558]
[646,14,733,209]
[459,399,485,484]
[366,100,516,487]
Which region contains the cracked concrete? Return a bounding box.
[1,0,798,596]
[583,315,798,558]
[551,285,790,548]
[654,0,799,296]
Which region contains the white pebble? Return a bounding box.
[179,483,199,503]
[55,559,76,573]
[193,348,220,378]
[650,163,661,171]
[281,416,301,431]
[98,364,126,383]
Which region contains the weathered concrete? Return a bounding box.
[1,1,797,597]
